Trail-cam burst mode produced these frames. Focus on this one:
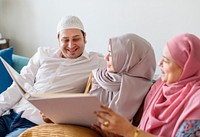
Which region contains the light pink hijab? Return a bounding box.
[139,33,200,137]
[90,33,156,120]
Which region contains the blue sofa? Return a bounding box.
[0,49,29,93]
[12,54,29,73]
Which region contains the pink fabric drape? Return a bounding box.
[139,33,200,137]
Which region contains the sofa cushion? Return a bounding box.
[0,47,13,93]
[12,54,29,73]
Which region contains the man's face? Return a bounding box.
[58,29,86,58]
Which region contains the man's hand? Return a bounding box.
[40,112,54,123]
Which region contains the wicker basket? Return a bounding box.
[19,124,102,137]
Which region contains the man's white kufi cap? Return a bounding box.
[57,16,84,34]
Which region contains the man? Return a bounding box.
[0,16,105,137]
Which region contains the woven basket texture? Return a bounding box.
[19,124,102,137]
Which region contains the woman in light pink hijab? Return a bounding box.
[90,33,156,121]
[94,33,200,137]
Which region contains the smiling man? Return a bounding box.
[0,16,105,137]
[57,16,86,58]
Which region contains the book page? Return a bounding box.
[29,93,92,99]
[0,57,36,97]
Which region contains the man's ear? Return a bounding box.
[84,32,87,44]
[57,34,61,46]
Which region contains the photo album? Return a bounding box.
[0,57,101,127]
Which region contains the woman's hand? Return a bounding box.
[94,105,135,137]
[40,112,54,123]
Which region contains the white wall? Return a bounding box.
[0,0,200,74]
[0,0,2,35]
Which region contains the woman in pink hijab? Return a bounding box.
[90,33,156,121]
[94,33,200,137]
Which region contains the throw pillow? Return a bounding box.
[0,47,13,93]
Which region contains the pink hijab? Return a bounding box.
[90,33,156,120]
[139,33,200,137]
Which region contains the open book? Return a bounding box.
[0,57,101,127]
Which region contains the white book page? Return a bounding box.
[0,57,36,97]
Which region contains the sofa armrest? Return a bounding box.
[12,54,29,73]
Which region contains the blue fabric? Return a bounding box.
[5,128,27,137]
[176,120,200,136]
[0,48,13,93]
[0,109,37,137]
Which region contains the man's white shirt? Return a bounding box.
[0,47,105,124]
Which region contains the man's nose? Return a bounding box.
[68,41,73,48]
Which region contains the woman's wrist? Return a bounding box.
[124,125,137,137]
[133,128,141,137]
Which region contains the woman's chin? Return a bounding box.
[161,75,166,82]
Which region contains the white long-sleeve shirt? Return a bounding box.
[0,47,105,125]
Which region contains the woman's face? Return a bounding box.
[159,46,183,85]
[104,45,116,72]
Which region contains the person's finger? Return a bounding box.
[100,105,116,116]
[40,112,47,119]
[95,110,110,119]
[43,117,54,123]
[96,114,106,125]
[95,111,112,124]
[91,124,101,131]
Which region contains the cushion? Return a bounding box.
[0,47,13,93]
[12,54,29,73]
[19,124,102,137]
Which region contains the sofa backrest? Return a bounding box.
[12,54,29,73]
